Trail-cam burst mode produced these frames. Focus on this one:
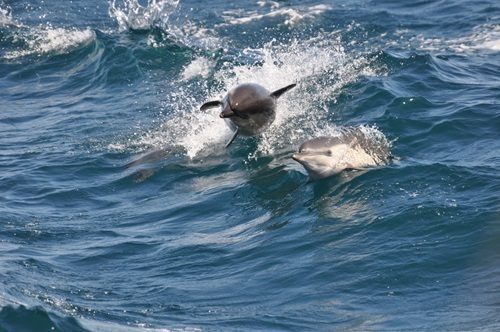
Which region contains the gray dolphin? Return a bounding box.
[200,82,296,147]
[292,127,391,180]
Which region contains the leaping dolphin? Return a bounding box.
[292,127,391,180]
[200,83,296,147]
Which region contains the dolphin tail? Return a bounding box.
[225,128,239,148]
[200,100,222,111]
[270,83,296,99]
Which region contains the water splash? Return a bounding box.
[109,0,179,31]
[113,31,385,159]
[0,4,13,27]
[108,0,219,51]
[232,36,381,156]
[181,57,215,81]
[353,124,392,165]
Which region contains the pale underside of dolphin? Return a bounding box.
[293,127,392,180]
[200,82,296,147]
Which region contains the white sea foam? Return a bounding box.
[409,24,500,53]
[109,0,179,31]
[220,4,332,27]
[3,26,95,59]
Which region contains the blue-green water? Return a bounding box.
[1,0,499,330]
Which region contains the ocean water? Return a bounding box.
[1,0,499,330]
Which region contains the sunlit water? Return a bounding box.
[1,0,499,330]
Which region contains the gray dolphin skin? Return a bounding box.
[292,127,391,180]
[200,82,296,147]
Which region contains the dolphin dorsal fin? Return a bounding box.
[200,100,222,111]
[270,83,296,99]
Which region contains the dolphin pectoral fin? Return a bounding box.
[200,100,222,111]
[225,128,239,148]
[270,83,297,99]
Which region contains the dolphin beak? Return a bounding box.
[292,153,304,163]
[219,108,235,118]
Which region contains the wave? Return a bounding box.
[0,304,88,332]
[0,303,201,331]
[397,23,500,54]
[1,24,95,60]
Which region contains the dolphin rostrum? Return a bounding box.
[292,127,391,180]
[200,82,296,147]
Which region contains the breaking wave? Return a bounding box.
[1,25,95,60]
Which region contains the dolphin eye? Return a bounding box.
[327,150,333,156]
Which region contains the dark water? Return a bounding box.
[1,0,499,330]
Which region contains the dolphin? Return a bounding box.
[292,127,391,180]
[200,82,296,147]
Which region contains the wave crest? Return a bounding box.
[2,26,95,60]
[0,305,87,332]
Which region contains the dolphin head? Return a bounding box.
[292,136,350,180]
[218,83,278,136]
[219,83,275,119]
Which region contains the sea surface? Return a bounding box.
[1,0,499,330]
